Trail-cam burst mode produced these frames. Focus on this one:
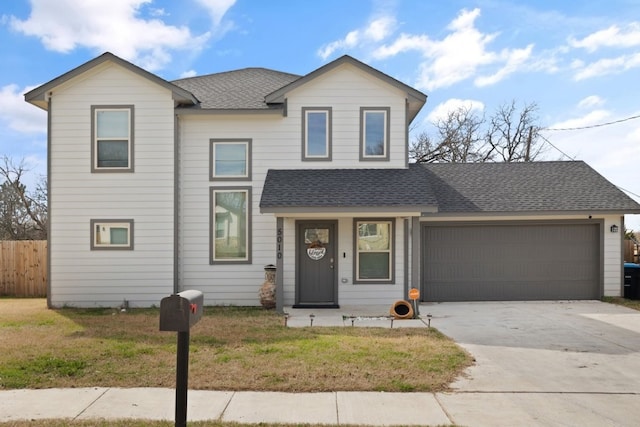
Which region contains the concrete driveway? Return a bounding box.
[424,301,640,426]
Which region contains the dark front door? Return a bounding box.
[295,221,338,308]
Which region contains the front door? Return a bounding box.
[295,221,338,308]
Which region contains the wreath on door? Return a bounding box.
[307,240,326,260]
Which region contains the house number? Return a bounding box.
[277,228,283,259]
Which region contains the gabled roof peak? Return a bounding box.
[24,52,198,110]
[265,54,427,123]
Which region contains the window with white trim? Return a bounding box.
[210,187,251,264]
[302,107,331,160]
[210,139,251,180]
[91,106,134,172]
[91,220,134,250]
[354,219,394,283]
[360,107,390,161]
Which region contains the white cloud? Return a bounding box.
[9,0,212,71]
[475,44,534,87]
[180,70,198,78]
[194,0,236,25]
[577,95,605,109]
[317,16,396,60]
[569,22,640,52]
[549,109,611,130]
[371,8,532,90]
[415,9,500,90]
[0,84,47,134]
[573,52,640,80]
[372,33,430,58]
[426,98,485,123]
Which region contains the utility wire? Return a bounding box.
[538,134,575,161]
[538,134,640,200]
[618,186,640,199]
[543,114,640,131]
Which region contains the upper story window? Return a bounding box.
[360,107,390,161]
[302,107,332,161]
[91,105,134,172]
[210,139,252,181]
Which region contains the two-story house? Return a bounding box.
[25,53,640,309]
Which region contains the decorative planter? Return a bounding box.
[259,264,277,309]
[390,300,414,319]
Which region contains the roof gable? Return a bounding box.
[265,55,427,122]
[24,52,198,110]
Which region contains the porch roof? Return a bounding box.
[260,161,640,217]
[259,167,438,214]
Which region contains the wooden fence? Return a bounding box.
[0,240,47,297]
[624,239,639,264]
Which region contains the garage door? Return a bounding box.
[422,223,600,301]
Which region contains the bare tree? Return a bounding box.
[485,100,544,162]
[411,100,543,163]
[436,105,489,162]
[0,156,47,240]
[410,106,487,163]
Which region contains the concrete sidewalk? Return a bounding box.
[0,388,450,425]
[2,387,640,426]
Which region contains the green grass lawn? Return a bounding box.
[0,299,472,393]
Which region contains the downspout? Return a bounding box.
[405,99,409,169]
[403,218,409,298]
[173,114,180,295]
[411,217,421,301]
[46,92,53,308]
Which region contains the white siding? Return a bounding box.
[179,115,280,306]
[178,63,413,306]
[49,63,175,307]
[286,63,408,168]
[604,215,624,296]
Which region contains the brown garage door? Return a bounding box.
[422,223,600,301]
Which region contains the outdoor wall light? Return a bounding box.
[610,225,619,233]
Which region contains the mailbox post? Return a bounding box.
[160,290,204,427]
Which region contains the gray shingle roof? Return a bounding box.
[260,161,640,214]
[172,68,300,110]
[260,168,438,211]
[419,161,640,213]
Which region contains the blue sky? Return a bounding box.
[1,0,639,230]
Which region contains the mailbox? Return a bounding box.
[159,290,204,332]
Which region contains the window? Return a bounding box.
[210,187,251,264]
[353,219,394,283]
[360,107,390,161]
[302,107,332,160]
[210,139,251,180]
[91,105,134,172]
[90,220,134,250]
